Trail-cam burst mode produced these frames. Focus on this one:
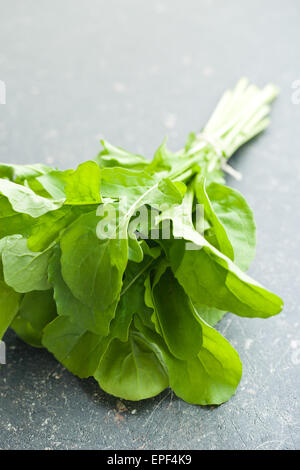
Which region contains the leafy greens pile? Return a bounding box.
[0,79,283,404]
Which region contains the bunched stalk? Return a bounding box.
[175,78,279,181]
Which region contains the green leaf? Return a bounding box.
[164,317,242,405]
[206,182,256,271]
[60,211,128,335]
[96,140,148,170]
[148,140,186,175]
[95,330,169,401]
[0,162,53,183]
[151,268,203,360]
[42,316,108,378]
[25,177,55,198]
[135,314,242,405]
[194,305,227,326]
[11,290,57,347]
[195,176,234,260]
[37,161,101,206]
[27,205,96,252]
[64,161,101,205]
[37,171,68,199]
[110,258,154,342]
[48,245,100,334]
[11,315,44,348]
[100,167,185,209]
[140,241,161,259]
[1,235,53,292]
[0,196,33,239]
[0,179,63,217]
[161,189,283,318]
[0,278,21,339]
[27,206,79,252]
[19,290,57,333]
[127,233,144,263]
[174,247,283,319]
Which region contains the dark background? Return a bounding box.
[0,0,299,450]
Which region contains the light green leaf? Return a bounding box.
[151,268,203,360]
[174,247,282,319]
[95,331,169,401]
[0,278,21,339]
[60,211,128,335]
[195,176,234,260]
[1,235,53,292]
[0,162,53,183]
[110,258,154,342]
[0,196,33,239]
[27,205,95,252]
[164,317,242,405]
[135,315,242,405]
[37,161,101,206]
[42,316,108,378]
[11,290,57,347]
[101,167,185,209]
[96,140,148,170]
[194,305,227,326]
[19,290,57,333]
[206,182,256,271]
[64,161,101,205]
[148,140,187,175]
[37,171,68,199]
[0,179,63,217]
[11,315,44,348]
[161,189,283,318]
[48,245,100,334]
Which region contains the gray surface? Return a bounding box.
[0,0,299,450]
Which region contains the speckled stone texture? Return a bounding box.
[0,0,299,450]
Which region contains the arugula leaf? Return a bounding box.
[163,317,242,405]
[100,167,186,209]
[42,316,108,378]
[11,290,57,347]
[64,161,101,205]
[95,330,169,401]
[194,305,227,327]
[173,247,282,319]
[151,268,203,360]
[48,244,101,334]
[0,275,21,339]
[26,206,87,252]
[37,162,101,205]
[195,176,234,261]
[0,196,33,239]
[60,211,128,335]
[109,258,154,342]
[1,235,53,292]
[0,162,53,183]
[205,181,256,271]
[134,315,242,405]
[0,179,63,217]
[96,140,148,170]
[160,189,282,319]
[19,290,57,332]
[11,315,45,348]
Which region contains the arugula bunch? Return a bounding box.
[0,79,283,404]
